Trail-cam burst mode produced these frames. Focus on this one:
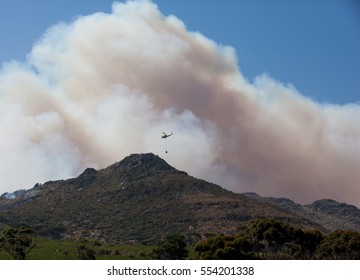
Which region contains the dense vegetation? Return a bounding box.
[1,219,359,260]
[194,219,360,260]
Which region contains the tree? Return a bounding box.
[151,232,188,260]
[194,234,258,260]
[299,229,324,258]
[75,239,101,260]
[0,226,36,260]
[242,219,324,259]
[317,230,360,260]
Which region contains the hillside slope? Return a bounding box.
[0,153,323,243]
[242,193,360,232]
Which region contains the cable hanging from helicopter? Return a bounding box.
[161,132,173,153]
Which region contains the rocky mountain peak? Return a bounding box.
[308,199,360,216]
[109,153,177,173]
[78,167,97,178]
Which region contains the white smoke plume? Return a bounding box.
[1,0,359,206]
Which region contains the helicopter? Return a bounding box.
[161,132,173,153]
[161,132,173,139]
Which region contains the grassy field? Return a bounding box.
[0,238,156,260]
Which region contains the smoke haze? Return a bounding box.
[1,0,359,206]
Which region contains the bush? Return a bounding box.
[317,230,360,260]
[0,226,36,260]
[151,232,188,260]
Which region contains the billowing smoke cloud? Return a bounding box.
[1,0,359,206]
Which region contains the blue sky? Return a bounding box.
[0,0,359,104]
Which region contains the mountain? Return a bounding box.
[0,189,26,200]
[0,153,323,244]
[242,193,360,232]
